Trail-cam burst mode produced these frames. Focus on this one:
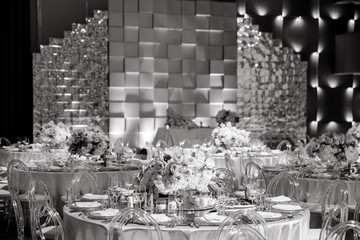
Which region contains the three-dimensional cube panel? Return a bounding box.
[109,0,123,12]
[182,30,196,43]
[168,45,181,59]
[180,75,195,89]
[196,60,209,74]
[109,88,125,101]
[223,32,237,45]
[197,75,210,88]
[124,0,138,12]
[124,43,139,57]
[154,29,168,43]
[153,103,168,117]
[196,1,210,15]
[210,61,224,74]
[153,44,168,58]
[182,89,195,103]
[167,15,182,29]
[210,75,223,88]
[154,75,168,88]
[125,73,139,88]
[196,103,210,117]
[168,74,182,88]
[139,43,154,56]
[154,14,168,28]
[209,104,224,117]
[169,89,182,103]
[124,28,139,43]
[155,117,167,129]
[109,12,123,27]
[182,60,197,73]
[222,2,237,17]
[125,58,140,72]
[139,118,155,132]
[154,89,169,102]
[182,104,196,117]
[196,46,210,60]
[109,117,125,133]
[139,89,154,102]
[168,30,182,44]
[109,27,124,42]
[124,103,140,117]
[139,13,153,28]
[168,60,182,73]
[210,31,223,45]
[125,89,140,102]
[109,42,124,57]
[124,13,139,27]
[182,1,195,15]
[223,89,237,103]
[210,17,224,30]
[153,0,167,13]
[169,104,182,114]
[154,59,168,72]
[140,103,155,117]
[196,31,210,45]
[109,102,124,116]
[195,89,209,103]
[140,58,154,72]
[181,45,196,59]
[210,89,223,103]
[140,73,154,87]
[110,73,125,87]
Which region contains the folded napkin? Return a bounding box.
[73,201,101,208]
[272,204,302,211]
[268,195,292,202]
[91,208,119,217]
[81,193,109,201]
[256,211,282,219]
[150,214,172,223]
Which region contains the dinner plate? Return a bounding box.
[150,214,173,225]
[68,201,102,211]
[81,194,109,201]
[271,204,303,214]
[265,195,292,203]
[225,204,256,209]
[256,211,284,221]
[86,208,119,220]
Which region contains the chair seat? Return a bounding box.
[37,226,56,239]
[19,193,47,202]
[309,228,321,240]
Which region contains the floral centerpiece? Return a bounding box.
[138,146,216,195]
[215,109,238,126]
[347,123,360,153]
[165,108,199,129]
[211,122,251,152]
[67,125,109,157]
[33,121,71,149]
[306,132,358,173]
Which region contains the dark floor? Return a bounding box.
[0,217,32,240]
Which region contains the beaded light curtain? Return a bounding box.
[236,17,307,147]
[32,10,109,132]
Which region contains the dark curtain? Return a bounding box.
[0,0,33,143]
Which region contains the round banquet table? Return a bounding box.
[63,206,310,240]
[214,151,288,187]
[264,172,360,206]
[13,168,139,214]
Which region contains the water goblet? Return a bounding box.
[256,179,266,209]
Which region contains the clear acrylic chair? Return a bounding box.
[265,171,300,201]
[309,201,348,240]
[321,179,348,222]
[276,140,292,151]
[222,225,267,240]
[67,170,100,202]
[224,153,239,191]
[107,207,163,240]
[7,159,32,240]
[295,167,324,211]
[215,210,268,240]
[28,178,53,213]
[326,220,360,240]
[245,162,267,186]
[30,201,67,240]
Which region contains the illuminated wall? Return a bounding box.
[108,0,238,147]
[239,0,360,136]
[33,10,109,130]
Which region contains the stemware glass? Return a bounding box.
[256,179,266,209]
[108,177,119,207]
[175,190,184,218]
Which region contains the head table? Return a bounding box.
[63,206,310,240]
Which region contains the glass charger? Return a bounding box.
[256,211,285,222]
[85,208,119,220]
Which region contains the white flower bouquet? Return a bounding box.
[34,121,71,149]
[211,122,251,151]
[138,146,216,195]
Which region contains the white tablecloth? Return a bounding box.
[14,169,139,214]
[63,206,310,240]
[214,151,288,187]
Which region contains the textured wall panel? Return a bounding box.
[33,10,109,131]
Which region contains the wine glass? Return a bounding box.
[256,179,267,209]
[175,190,184,219]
